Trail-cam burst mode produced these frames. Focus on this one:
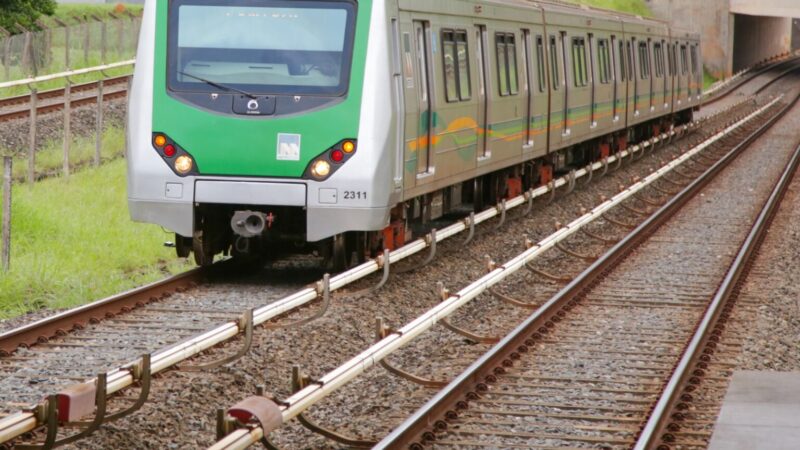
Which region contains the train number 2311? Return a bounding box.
[343,191,368,200]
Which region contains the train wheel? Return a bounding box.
[175,234,191,258]
[192,230,215,266]
[328,233,348,272]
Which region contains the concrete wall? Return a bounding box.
[732,15,792,72]
[644,0,733,78]
[730,0,799,18]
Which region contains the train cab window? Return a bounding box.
[496,32,519,96]
[638,41,651,80]
[597,39,611,84]
[442,30,471,102]
[536,35,546,92]
[168,0,357,97]
[690,45,699,75]
[680,45,688,75]
[549,35,560,90]
[571,37,588,87]
[654,42,664,78]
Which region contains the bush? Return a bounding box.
[0,0,56,32]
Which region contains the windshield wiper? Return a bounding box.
[178,71,257,99]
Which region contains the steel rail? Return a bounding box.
[703,55,800,106]
[0,266,208,356]
[208,97,782,450]
[0,104,736,446]
[634,112,800,450]
[373,93,793,450]
[0,76,130,123]
[0,96,752,446]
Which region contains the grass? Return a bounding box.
[1,4,140,95]
[7,126,127,181]
[0,158,193,319]
[704,68,719,90]
[564,0,653,17]
[48,3,144,24]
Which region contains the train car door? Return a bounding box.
[401,20,434,189]
[475,25,489,159]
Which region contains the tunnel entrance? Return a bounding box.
[732,14,792,72]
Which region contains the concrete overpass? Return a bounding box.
[645,0,800,78]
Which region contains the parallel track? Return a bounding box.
[0,75,129,123]
[376,85,800,450]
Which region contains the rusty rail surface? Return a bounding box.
[0,267,209,356]
[0,75,129,123]
[375,92,797,450]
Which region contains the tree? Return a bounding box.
[0,0,57,32]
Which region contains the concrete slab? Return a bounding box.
[709,371,800,450]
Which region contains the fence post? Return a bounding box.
[109,13,123,58]
[28,86,37,184]
[95,78,104,166]
[0,27,10,80]
[63,81,71,178]
[16,24,31,75]
[92,15,106,64]
[2,156,11,273]
[78,16,89,65]
[53,18,69,70]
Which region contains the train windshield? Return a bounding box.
[167,0,357,96]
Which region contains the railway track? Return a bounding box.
[0,75,129,123]
[699,56,800,118]
[0,98,752,449]
[204,93,789,449]
[1,63,796,449]
[374,82,800,449]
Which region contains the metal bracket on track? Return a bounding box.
[291,367,377,448]
[181,309,255,370]
[463,212,476,245]
[395,229,437,274]
[375,318,449,388]
[348,249,392,297]
[265,274,333,330]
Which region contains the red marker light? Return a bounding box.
[331,149,344,163]
[163,144,177,157]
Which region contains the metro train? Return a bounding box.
[127,0,702,268]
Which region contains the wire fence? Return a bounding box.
[0,12,141,86]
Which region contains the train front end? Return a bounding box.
[128,0,397,265]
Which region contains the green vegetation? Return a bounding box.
[0,0,56,31]
[0,157,192,319]
[564,0,653,17]
[49,3,144,22]
[704,68,719,90]
[8,125,127,181]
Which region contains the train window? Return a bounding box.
[549,35,560,90]
[571,37,588,87]
[638,42,650,79]
[680,45,688,75]
[442,30,472,102]
[536,36,546,92]
[442,31,458,101]
[597,39,611,84]
[666,43,674,76]
[626,41,634,81]
[654,42,664,78]
[619,41,626,82]
[456,32,471,100]
[690,45,699,75]
[496,33,519,96]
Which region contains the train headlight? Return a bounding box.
[311,160,331,179]
[342,141,355,153]
[174,155,194,175]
